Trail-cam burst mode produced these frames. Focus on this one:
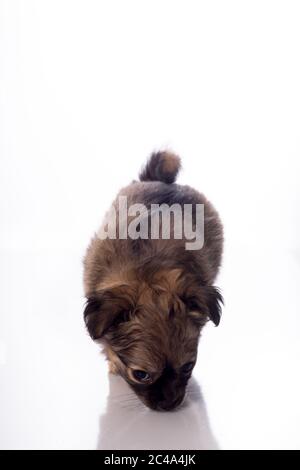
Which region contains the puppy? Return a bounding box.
[83,151,223,411]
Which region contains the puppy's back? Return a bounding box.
[84,151,223,296]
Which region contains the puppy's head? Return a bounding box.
[84,269,222,411]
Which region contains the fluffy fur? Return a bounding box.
[83,151,223,411]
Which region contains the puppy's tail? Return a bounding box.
[139,151,181,184]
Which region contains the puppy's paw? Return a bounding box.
[108,360,118,374]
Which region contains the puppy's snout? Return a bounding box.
[156,394,184,411]
[149,371,187,411]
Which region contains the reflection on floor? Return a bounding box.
[98,374,219,450]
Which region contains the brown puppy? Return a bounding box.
[83,151,223,411]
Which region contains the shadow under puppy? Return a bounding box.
[83,151,223,411]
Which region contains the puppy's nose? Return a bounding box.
[156,395,184,411]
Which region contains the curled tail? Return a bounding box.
[139,151,181,184]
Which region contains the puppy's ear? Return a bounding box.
[83,285,134,340]
[183,285,223,327]
[204,286,223,326]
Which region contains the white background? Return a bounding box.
[1,0,300,450]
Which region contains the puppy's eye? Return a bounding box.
[181,362,195,374]
[132,369,151,382]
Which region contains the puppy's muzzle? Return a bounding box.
[155,393,185,411]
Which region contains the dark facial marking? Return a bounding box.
[128,361,193,411]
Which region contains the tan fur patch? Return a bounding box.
[160,151,181,174]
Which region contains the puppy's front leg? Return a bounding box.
[105,346,121,375]
[108,359,118,374]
